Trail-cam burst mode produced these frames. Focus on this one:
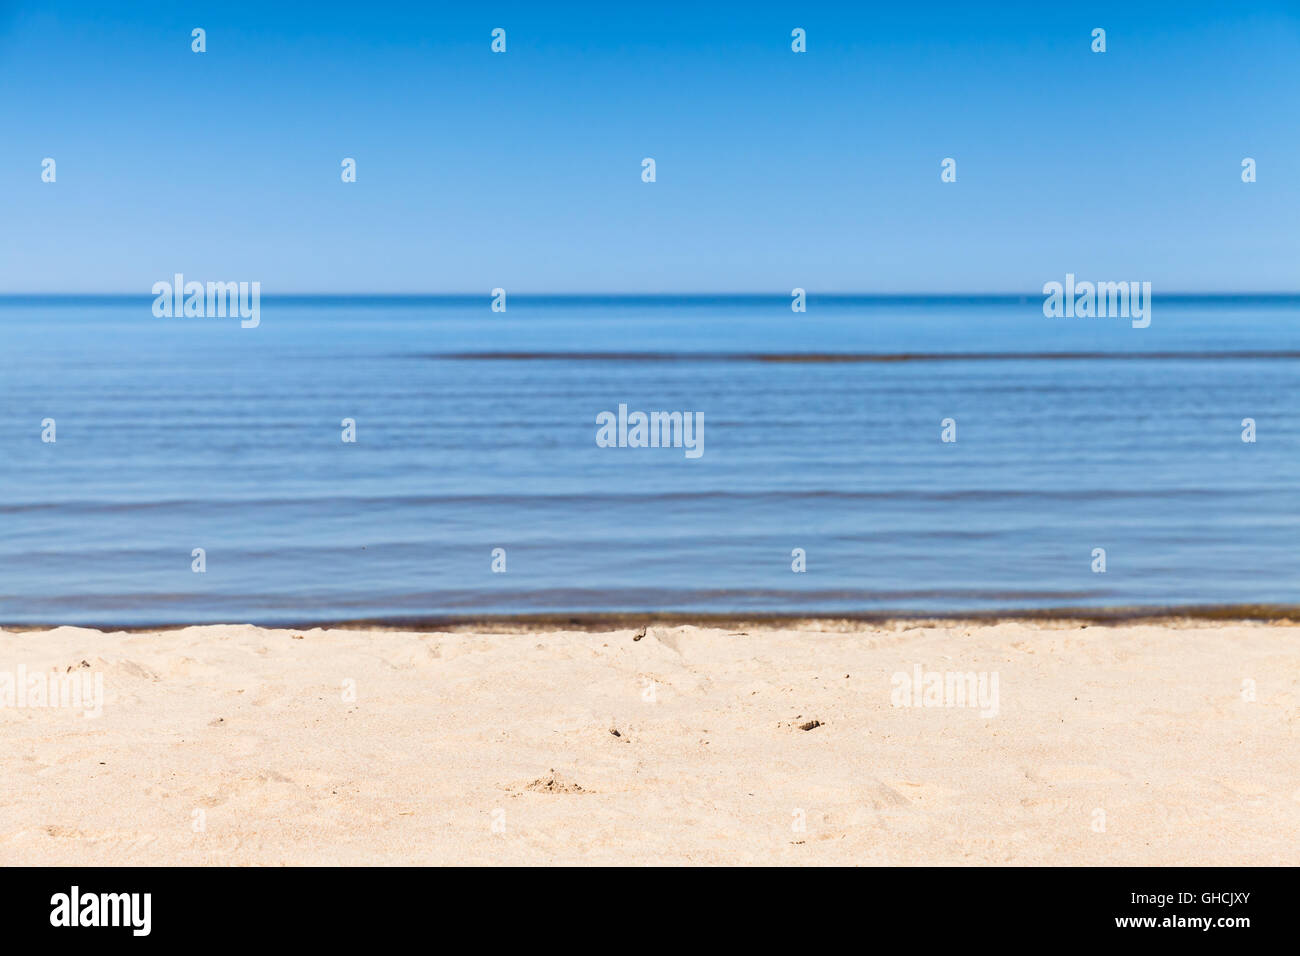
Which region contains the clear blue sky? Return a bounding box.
[2,1,1297,293]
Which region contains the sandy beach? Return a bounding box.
[1,618,1296,865]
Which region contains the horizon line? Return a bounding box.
[3,291,1300,301]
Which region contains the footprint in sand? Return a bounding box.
[107,659,160,681]
[1032,764,1130,784]
[865,781,913,809]
[881,780,958,807]
[199,769,297,808]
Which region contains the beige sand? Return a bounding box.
[1,619,1296,865]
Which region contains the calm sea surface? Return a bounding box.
[1,295,1297,626]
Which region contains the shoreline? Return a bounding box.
[4,603,1299,634]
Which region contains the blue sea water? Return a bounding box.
[0,294,1297,626]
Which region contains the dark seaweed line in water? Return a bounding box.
[415,351,1300,363]
[0,485,1256,515]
